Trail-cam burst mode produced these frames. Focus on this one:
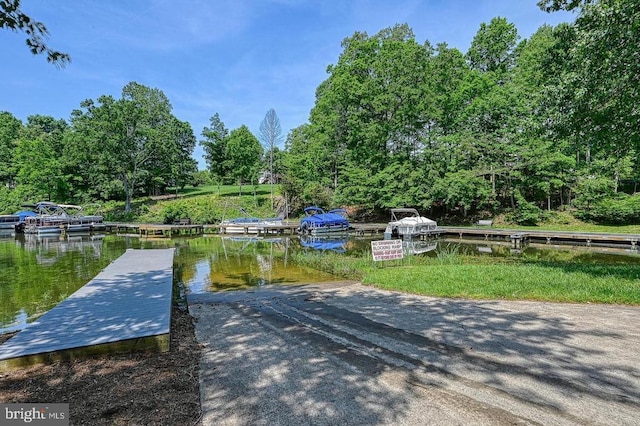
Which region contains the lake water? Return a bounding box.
[1,232,639,334]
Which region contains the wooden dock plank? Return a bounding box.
[0,248,175,371]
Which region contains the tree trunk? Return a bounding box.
[123,173,135,213]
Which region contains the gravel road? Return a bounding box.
[188,282,640,425]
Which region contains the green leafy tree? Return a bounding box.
[200,113,229,194]
[430,170,495,217]
[281,124,335,210]
[299,24,437,212]
[572,1,639,169]
[225,125,263,195]
[538,0,593,11]
[466,17,519,75]
[10,115,70,202]
[0,112,22,187]
[13,136,62,201]
[147,117,197,194]
[69,82,194,212]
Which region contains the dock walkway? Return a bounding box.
[442,227,640,249]
[0,248,175,371]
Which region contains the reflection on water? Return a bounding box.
[2,233,640,333]
[18,233,105,265]
[176,236,338,293]
[299,233,349,253]
[0,234,127,333]
[403,240,437,255]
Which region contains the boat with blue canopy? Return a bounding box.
[298,206,350,235]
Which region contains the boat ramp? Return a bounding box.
[0,248,175,372]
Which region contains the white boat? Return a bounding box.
[20,202,105,234]
[58,204,105,232]
[384,208,438,240]
[0,214,20,230]
[23,216,65,235]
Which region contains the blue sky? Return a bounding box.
[1,1,574,169]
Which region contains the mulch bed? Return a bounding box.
[0,306,202,425]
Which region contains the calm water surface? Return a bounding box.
[1,232,639,333]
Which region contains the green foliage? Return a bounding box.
[68,82,196,212]
[572,175,616,208]
[2,5,640,226]
[466,17,519,75]
[190,170,212,187]
[0,112,21,186]
[200,113,230,189]
[574,194,640,224]
[225,125,263,193]
[0,0,70,66]
[506,191,546,225]
[430,170,495,216]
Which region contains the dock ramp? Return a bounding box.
[0,248,175,371]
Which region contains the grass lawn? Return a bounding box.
[294,251,640,305]
[102,184,281,222]
[169,183,278,198]
[362,262,640,305]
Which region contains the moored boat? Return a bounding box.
[298,206,350,235]
[19,202,105,234]
[384,208,438,240]
[0,214,20,231]
[23,216,66,235]
[219,215,284,234]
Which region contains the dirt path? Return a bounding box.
[189,282,640,425]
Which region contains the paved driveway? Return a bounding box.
[188,282,640,425]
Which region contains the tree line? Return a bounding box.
[0,82,282,216]
[2,0,638,225]
[281,0,640,224]
[0,82,199,214]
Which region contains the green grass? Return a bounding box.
[293,250,640,305]
[169,184,279,198]
[101,184,281,223]
[363,263,640,305]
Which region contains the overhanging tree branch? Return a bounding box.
[1,0,70,67]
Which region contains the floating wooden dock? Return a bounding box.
[207,222,300,235]
[0,248,175,372]
[102,222,640,249]
[139,223,204,237]
[105,222,204,237]
[441,227,640,250]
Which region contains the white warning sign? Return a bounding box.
[371,239,404,261]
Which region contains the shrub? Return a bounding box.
[506,191,546,225]
[574,194,640,224]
